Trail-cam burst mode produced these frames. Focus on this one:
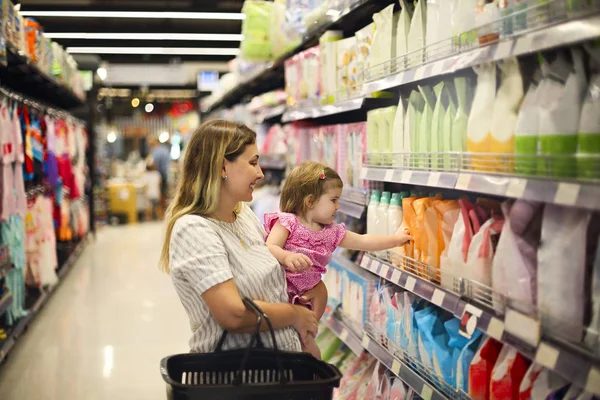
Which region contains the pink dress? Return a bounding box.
[264,212,347,304]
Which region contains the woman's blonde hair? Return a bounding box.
[280,161,343,216]
[159,119,256,274]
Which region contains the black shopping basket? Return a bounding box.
[160,298,342,400]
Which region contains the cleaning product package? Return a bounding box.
[585,235,600,351]
[452,0,478,46]
[434,200,461,288]
[491,58,524,173]
[413,197,433,271]
[405,90,426,162]
[381,106,398,165]
[302,46,321,103]
[492,200,542,314]
[396,0,414,71]
[453,76,472,153]
[401,196,419,262]
[467,62,497,170]
[240,1,274,62]
[424,201,441,280]
[319,30,343,104]
[407,0,427,68]
[466,216,504,287]
[529,368,571,400]
[538,48,587,177]
[456,327,484,392]
[443,81,457,169]
[469,337,503,400]
[538,204,591,342]
[431,82,448,168]
[371,4,395,77]
[392,97,407,166]
[367,109,381,165]
[444,198,475,287]
[418,85,436,168]
[389,377,408,399]
[425,0,440,58]
[284,55,302,106]
[578,43,600,179]
[518,363,544,400]
[355,23,376,91]
[270,0,300,58]
[415,305,454,384]
[337,37,358,101]
[515,66,543,175]
[489,346,531,400]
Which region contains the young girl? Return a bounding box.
[265,162,412,358]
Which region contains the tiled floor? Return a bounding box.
[0,223,190,400]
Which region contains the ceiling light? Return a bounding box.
[67,47,240,56]
[131,98,140,107]
[45,32,244,41]
[19,11,245,20]
[159,131,170,143]
[97,67,107,80]
[145,103,154,113]
[107,132,117,143]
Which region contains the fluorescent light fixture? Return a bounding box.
[67,47,240,56]
[145,103,154,113]
[19,11,245,20]
[46,32,244,41]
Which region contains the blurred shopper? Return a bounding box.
[148,137,171,209]
[143,163,162,220]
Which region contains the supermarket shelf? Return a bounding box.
[205,0,390,112]
[338,199,365,219]
[322,311,364,356]
[0,234,90,365]
[342,185,369,206]
[360,166,600,211]
[363,10,600,94]
[0,43,85,110]
[256,104,287,123]
[0,293,13,317]
[282,97,364,122]
[362,334,449,400]
[358,253,600,396]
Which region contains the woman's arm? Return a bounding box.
[266,221,312,272]
[202,279,318,336]
[339,230,413,252]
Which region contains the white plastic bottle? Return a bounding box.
[387,193,404,236]
[375,192,391,257]
[367,190,381,235]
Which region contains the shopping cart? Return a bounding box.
[160,298,342,399]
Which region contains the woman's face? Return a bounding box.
[223,144,264,203]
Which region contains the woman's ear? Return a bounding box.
[221,159,229,180]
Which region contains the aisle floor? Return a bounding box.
[0,223,190,400]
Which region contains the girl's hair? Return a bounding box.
[280,161,343,216]
[159,119,256,274]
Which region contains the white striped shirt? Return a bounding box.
[169,203,301,353]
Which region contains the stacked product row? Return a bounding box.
[0,2,85,98]
[365,189,600,353]
[0,92,90,329]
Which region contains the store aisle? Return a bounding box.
[0,223,189,400]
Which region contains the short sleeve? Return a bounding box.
[263,212,297,237]
[330,222,347,250]
[170,215,233,295]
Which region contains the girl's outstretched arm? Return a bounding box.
[338,230,413,252]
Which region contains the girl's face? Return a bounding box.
[308,185,342,226]
[222,144,264,203]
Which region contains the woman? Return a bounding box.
[159,120,321,353]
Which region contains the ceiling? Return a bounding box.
[20,0,244,64]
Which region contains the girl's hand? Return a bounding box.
[283,253,313,273]
[292,305,318,338]
[395,228,413,246]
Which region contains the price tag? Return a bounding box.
[505,309,541,347]
[455,173,472,190]
[391,359,402,375]
[487,317,505,341]
[379,264,390,278]
[391,269,402,284]
[362,335,370,348]
[586,367,600,395]
[431,289,445,307]
[370,261,381,273]
[460,304,483,339]
[401,170,413,183]
[430,61,445,77]
[427,172,441,187]
[360,168,368,180]
[340,329,349,342]
[384,169,395,182]
[405,276,416,292]
[360,256,371,269]
[495,39,514,59]
[506,178,528,198]
[421,385,433,400]
[554,182,580,206]
[515,34,533,55]
[414,67,426,82]
[535,342,559,370]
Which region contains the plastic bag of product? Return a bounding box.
[371,4,395,75]
[467,62,497,170]
[577,43,600,179]
[490,346,531,400]
[413,197,433,273]
[367,109,381,164]
[426,0,440,54]
[392,97,407,165]
[405,90,425,159]
[365,361,388,399]
[396,0,414,68]
[445,198,475,285]
[456,328,484,392]
[431,82,448,168]
[445,318,484,389]
[415,305,453,384]
[356,23,376,87]
[585,234,600,351]
[491,58,524,172]
[270,0,301,58]
[453,76,471,153]
[466,216,504,287]
[469,337,503,400]
[538,48,587,177]
[529,368,570,400]
[399,292,417,351]
[424,203,441,281]
[319,30,343,104]
[492,200,542,314]
[240,1,274,62]
[418,85,436,168]
[389,377,408,400]
[442,81,457,168]
[515,66,543,175]
[434,200,460,288]
[452,0,477,45]
[301,46,321,102]
[518,363,543,400]
[380,106,398,165]
[399,196,418,263]
[337,37,358,101]
[407,0,427,68]
[538,205,591,343]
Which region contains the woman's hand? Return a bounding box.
[395,228,413,246]
[283,253,313,273]
[292,305,318,338]
[299,281,328,319]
